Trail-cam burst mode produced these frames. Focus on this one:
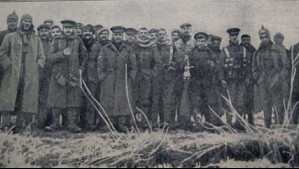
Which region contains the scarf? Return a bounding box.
[83,37,96,52]
[157,39,171,46]
[18,26,34,46]
[99,39,110,46]
[136,36,156,48]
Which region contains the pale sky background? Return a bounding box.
[0,0,299,48]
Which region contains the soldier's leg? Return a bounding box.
[152,77,163,126]
[272,89,285,125]
[292,91,299,125]
[224,82,234,126]
[245,83,255,126]
[162,80,176,126]
[0,112,12,130]
[67,107,82,133]
[259,83,272,128]
[45,108,62,131]
[84,82,97,130]
[139,79,154,128]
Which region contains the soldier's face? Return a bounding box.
[83,30,93,40]
[158,31,167,42]
[51,28,61,38]
[150,33,158,42]
[181,26,192,35]
[21,19,32,31]
[74,27,82,36]
[171,32,181,42]
[260,35,270,45]
[7,20,18,30]
[138,29,148,40]
[126,33,136,43]
[274,37,284,45]
[229,34,239,44]
[45,22,53,28]
[38,28,50,40]
[99,31,109,41]
[63,26,74,36]
[113,32,123,43]
[212,40,221,48]
[196,38,207,48]
[241,37,251,45]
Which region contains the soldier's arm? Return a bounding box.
[0,34,12,71]
[79,39,88,71]
[252,51,260,81]
[128,48,137,81]
[48,38,65,64]
[218,49,226,81]
[37,37,45,69]
[152,46,163,78]
[97,48,107,81]
[281,47,291,79]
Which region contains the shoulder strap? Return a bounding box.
[243,47,247,59]
[224,47,230,58]
[169,44,174,62]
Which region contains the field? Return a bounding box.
[0,112,298,168]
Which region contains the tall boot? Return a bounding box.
[67,108,82,133]
[45,109,61,131]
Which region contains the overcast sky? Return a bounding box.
[0,0,298,48]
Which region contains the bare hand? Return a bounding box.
[221,80,227,88]
[63,48,72,56]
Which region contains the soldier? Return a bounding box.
[153,28,177,128]
[219,28,251,129]
[50,25,62,39]
[74,22,84,39]
[44,19,54,28]
[0,11,19,46]
[97,27,110,47]
[125,28,137,46]
[240,34,256,125]
[149,28,159,43]
[208,35,222,57]
[253,26,289,128]
[171,29,182,43]
[46,20,87,133]
[134,27,162,129]
[81,24,101,131]
[94,24,103,40]
[273,33,290,106]
[37,24,52,129]
[189,32,221,127]
[289,34,299,125]
[0,14,45,132]
[173,23,196,129]
[98,26,137,132]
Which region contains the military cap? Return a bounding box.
[37,24,50,31]
[171,29,181,35]
[194,32,209,40]
[274,32,284,39]
[210,35,222,41]
[94,24,103,30]
[76,23,84,28]
[227,28,241,36]
[241,34,251,39]
[21,14,33,21]
[7,11,18,21]
[98,27,109,35]
[110,26,125,33]
[44,19,54,24]
[180,23,192,28]
[259,25,270,37]
[148,28,158,34]
[61,20,76,27]
[82,24,95,34]
[125,28,138,35]
[51,25,61,30]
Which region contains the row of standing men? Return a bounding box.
[0,11,296,133]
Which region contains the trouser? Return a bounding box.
[190,79,221,126]
[259,81,284,128]
[135,76,155,127]
[291,91,299,125]
[162,77,176,124]
[223,80,246,128]
[51,107,80,129]
[152,75,164,125]
[81,81,98,127]
[110,115,131,131]
[0,112,11,129]
[37,76,52,128]
[244,82,255,125]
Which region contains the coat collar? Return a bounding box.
[107,42,128,52]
